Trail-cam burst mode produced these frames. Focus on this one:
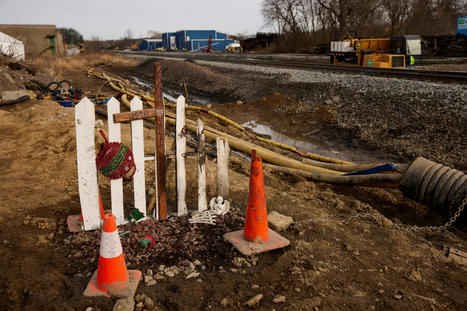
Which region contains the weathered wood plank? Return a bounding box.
[107,97,125,225]
[197,119,207,212]
[176,95,187,216]
[130,96,146,219]
[154,63,167,220]
[75,97,100,231]
[113,108,155,123]
[216,137,230,200]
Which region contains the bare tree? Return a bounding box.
[123,29,133,40]
[262,0,306,34]
[381,1,409,35]
[261,0,467,51]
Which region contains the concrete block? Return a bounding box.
[268,211,294,231]
[1,90,34,101]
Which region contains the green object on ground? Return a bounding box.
[128,208,145,222]
[119,230,132,237]
[139,238,152,248]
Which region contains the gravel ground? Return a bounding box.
[195,59,467,99]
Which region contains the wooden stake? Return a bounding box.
[216,137,230,200]
[176,95,187,216]
[154,63,167,220]
[197,119,207,211]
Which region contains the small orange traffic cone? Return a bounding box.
[83,214,141,298]
[224,150,290,256]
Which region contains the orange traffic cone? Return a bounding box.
[243,150,269,242]
[83,214,141,298]
[224,150,290,256]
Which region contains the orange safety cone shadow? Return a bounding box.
[224,150,290,256]
[83,214,141,298]
[67,190,106,233]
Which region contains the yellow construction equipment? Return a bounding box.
[329,35,421,69]
[78,42,85,53]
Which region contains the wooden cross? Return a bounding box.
[111,63,168,220]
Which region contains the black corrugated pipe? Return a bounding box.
[400,157,467,224]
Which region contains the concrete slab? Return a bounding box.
[1,90,34,101]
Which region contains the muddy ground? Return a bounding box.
[0,54,466,311]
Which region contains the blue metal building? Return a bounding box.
[138,39,162,51]
[161,30,236,51]
[457,17,467,37]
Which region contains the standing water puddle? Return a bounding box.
[242,120,337,155]
[130,76,338,156]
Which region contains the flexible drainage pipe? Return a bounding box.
[262,163,402,188]
[400,157,467,218]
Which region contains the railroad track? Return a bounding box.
[118,51,467,83]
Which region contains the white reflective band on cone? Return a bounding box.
[99,231,123,259]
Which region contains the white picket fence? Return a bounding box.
[75,95,230,231]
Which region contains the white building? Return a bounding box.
[0,31,25,60]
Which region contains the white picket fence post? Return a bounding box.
[107,97,124,225]
[75,97,101,231]
[75,96,149,230]
[216,137,230,200]
[176,95,187,216]
[130,96,146,220]
[197,119,207,212]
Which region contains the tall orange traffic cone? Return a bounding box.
[83,214,141,298]
[224,150,290,256]
[243,150,269,242]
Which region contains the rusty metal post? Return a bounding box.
[154,62,167,220]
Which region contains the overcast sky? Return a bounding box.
[0,0,266,40]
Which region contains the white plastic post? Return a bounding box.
[75,97,100,231]
[216,137,230,200]
[107,97,125,225]
[197,119,207,212]
[130,96,146,219]
[176,95,187,216]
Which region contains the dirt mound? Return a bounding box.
[67,210,245,274]
[0,55,55,92]
[133,57,284,101]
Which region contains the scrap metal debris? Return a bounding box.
[189,210,217,225]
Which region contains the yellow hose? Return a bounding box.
[88,69,352,165]
[120,93,343,175]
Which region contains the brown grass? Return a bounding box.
[29,53,140,76]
